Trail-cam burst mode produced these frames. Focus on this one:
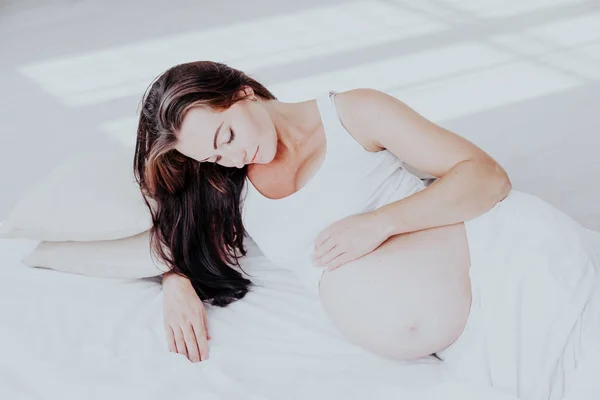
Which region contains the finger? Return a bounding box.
[193,321,210,361]
[317,246,343,266]
[313,236,336,260]
[314,230,331,250]
[173,326,189,359]
[165,325,177,353]
[182,324,201,363]
[202,310,211,340]
[325,253,353,271]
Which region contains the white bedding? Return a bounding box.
[438,191,600,400]
[0,236,517,400]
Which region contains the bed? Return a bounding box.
[0,234,517,400]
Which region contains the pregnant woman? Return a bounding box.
[134,61,600,399]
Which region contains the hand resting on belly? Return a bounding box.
[317,222,472,360]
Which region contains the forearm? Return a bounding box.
[373,159,512,236]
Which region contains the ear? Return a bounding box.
[237,85,255,100]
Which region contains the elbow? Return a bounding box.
[469,157,511,206]
[491,162,512,202]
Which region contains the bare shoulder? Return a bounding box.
[332,88,403,152]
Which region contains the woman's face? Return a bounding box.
[175,91,277,168]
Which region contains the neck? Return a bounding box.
[263,98,320,159]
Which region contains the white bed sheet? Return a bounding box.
[0,236,516,400]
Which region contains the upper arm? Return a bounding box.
[333,88,505,179]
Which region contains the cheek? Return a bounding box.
[238,107,274,151]
[245,122,266,147]
[253,108,274,140]
[269,124,278,150]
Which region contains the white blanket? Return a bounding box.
[0,236,515,399]
[439,191,600,400]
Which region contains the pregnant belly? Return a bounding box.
[317,222,472,360]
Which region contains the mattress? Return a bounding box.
[0,236,516,400]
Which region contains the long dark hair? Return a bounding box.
[133,61,277,307]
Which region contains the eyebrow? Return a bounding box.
[200,120,224,162]
[213,121,224,150]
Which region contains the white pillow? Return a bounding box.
[0,139,154,241]
[21,230,168,279]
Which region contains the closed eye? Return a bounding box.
[226,127,235,144]
[209,128,234,163]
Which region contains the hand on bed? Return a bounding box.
[162,271,211,363]
[312,211,391,271]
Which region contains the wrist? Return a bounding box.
[162,271,190,287]
[161,270,175,283]
[371,207,396,239]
